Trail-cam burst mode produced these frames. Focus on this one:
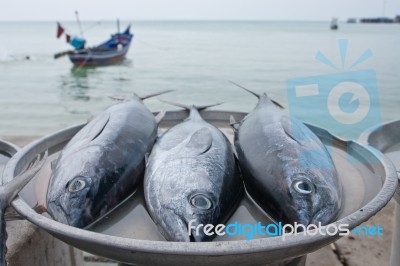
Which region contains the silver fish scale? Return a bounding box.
[144,111,243,242]
[47,99,158,228]
[234,94,341,226]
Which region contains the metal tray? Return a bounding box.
[358,119,400,266]
[0,139,19,182]
[2,111,398,266]
[359,120,400,201]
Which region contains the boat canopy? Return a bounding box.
[94,26,133,51]
[70,37,86,49]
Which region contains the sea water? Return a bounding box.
[0,21,399,136]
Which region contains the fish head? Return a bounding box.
[160,190,218,242]
[157,190,217,242]
[287,170,341,226]
[151,163,219,242]
[47,160,97,228]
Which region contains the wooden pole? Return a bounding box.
[75,11,84,37]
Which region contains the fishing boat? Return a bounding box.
[67,26,133,67]
[330,18,338,30]
[54,13,133,67]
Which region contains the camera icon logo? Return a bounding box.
[286,39,380,142]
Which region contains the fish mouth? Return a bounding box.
[311,206,338,225]
[161,209,199,242]
[47,200,69,225]
[295,209,311,227]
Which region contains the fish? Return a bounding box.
[144,100,243,242]
[0,151,47,266]
[230,82,342,226]
[46,91,170,228]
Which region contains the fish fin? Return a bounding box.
[140,90,174,101]
[159,99,190,110]
[66,112,110,153]
[195,102,223,111]
[83,113,110,142]
[283,125,300,145]
[229,115,240,132]
[159,99,222,111]
[154,110,166,124]
[4,151,48,206]
[230,81,284,109]
[281,116,312,145]
[186,127,213,155]
[271,99,284,109]
[50,159,58,170]
[281,117,301,145]
[109,90,173,102]
[229,81,260,98]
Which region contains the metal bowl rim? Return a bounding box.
[358,119,400,145]
[357,119,400,200]
[0,139,20,157]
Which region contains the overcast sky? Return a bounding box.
[1,0,400,21]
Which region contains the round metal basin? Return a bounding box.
[358,119,400,266]
[0,139,19,183]
[2,111,398,266]
[359,119,400,202]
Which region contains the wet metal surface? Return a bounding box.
[0,140,19,181]
[358,119,400,266]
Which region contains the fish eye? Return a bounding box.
[190,194,212,210]
[293,179,314,195]
[68,177,86,193]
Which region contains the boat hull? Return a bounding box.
[68,44,131,67]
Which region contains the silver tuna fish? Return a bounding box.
[46,91,169,228]
[144,101,243,242]
[230,82,342,226]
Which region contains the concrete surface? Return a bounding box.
[1,135,396,266]
[6,220,83,266]
[330,200,396,266]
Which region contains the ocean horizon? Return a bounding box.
[1,21,399,137]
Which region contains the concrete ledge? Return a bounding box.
[6,220,83,266]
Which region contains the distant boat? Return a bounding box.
[67,26,133,67]
[347,18,357,23]
[330,18,338,30]
[360,17,394,23]
[54,14,133,67]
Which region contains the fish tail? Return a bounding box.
[158,99,223,111]
[2,151,48,206]
[229,81,284,109]
[109,90,174,102]
[154,110,166,124]
[139,90,174,101]
[229,81,260,98]
[229,115,240,132]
